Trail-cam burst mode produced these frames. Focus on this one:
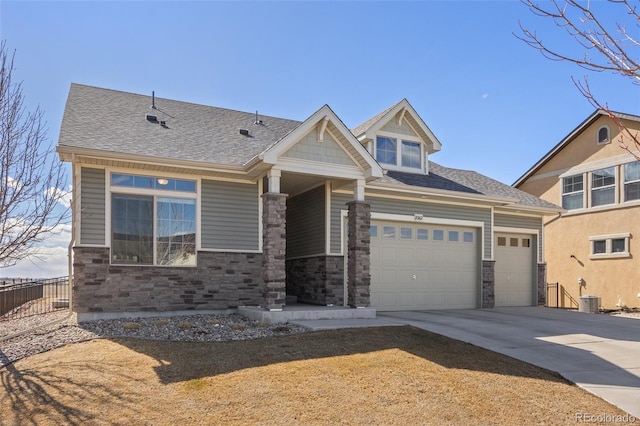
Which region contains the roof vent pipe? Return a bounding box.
[255,111,262,125]
[151,91,156,109]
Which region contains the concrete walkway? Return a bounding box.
[293,307,640,418]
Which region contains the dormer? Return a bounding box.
[351,99,442,175]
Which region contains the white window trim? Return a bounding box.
[374,132,427,173]
[108,171,198,267]
[561,173,585,210]
[623,160,640,203]
[589,233,631,259]
[590,166,618,207]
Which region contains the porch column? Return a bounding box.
[347,200,371,308]
[262,192,287,311]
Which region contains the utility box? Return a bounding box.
[579,295,600,313]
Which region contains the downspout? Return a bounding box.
[67,153,76,315]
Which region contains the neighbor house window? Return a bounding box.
[624,161,640,202]
[597,126,610,144]
[589,233,630,259]
[111,173,197,266]
[375,136,422,169]
[591,167,615,207]
[562,174,584,210]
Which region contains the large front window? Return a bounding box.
[562,174,583,210]
[591,167,615,207]
[111,174,197,266]
[624,161,640,202]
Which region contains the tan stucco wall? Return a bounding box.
[545,208,639,309]
[520,115,640,309]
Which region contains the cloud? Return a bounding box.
[46,185,73,208]
[482,93,489,99]
[0,223,72,279]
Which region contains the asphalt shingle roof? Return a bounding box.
[377,163,560,209]
[58,84,302,166]
[58,84,560,211]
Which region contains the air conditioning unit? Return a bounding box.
[579,295,600,313]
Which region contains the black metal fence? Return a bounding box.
[0,277,70,320]
[546,282,579,309]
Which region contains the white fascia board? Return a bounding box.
[496,204,565,215]
[259,105,383,178]
[57,146,247,176]
[367,182,517,206]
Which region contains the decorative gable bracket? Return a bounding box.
[317,116,329,143]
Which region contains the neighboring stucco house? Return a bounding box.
[514,110,640,310]
[57,84,561,321]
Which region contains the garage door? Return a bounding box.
[369,220,479,311]
[494,233,534,306]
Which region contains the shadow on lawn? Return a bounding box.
[112,325,569,385]
[0,356,142,425]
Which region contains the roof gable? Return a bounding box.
[352,99,442,154]
[259,104,383,179]
[513,110,640,187]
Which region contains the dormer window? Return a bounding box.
[375,136,423,170]
[597,126,610,144]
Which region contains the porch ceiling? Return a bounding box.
[280,172,350,197]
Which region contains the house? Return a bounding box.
[514,110,640,310]
[57,84,561,321]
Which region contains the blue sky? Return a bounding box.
[1,0,638,277]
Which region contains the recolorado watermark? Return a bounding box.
[575,412,636,423]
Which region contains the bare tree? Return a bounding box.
[516,0,640,156]
[0,41,68,268]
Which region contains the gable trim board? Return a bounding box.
[58,84,560,318]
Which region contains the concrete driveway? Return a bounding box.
[379,307,640,418]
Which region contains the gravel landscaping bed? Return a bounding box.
[0,311,308,367]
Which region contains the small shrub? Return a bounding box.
[154,318,170,326]
[178,322,193,330]
[123,322,141,331]
[231,323,247,331]
[272,325,291,333]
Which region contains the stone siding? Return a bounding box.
[262,193,287,310]
[482,260,495,309]
[537,262,547,306]
[347,201,371,308]
[286,256,345,306]
[73,247,263,314]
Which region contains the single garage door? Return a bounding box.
[494,233,534,306]
[369,220,479,311]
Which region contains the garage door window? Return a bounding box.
[522,238,531,248]
[383,226,395,238]
[433,229,444,241]
[463,232,474,243]
[510,238,518,247]
[417,229,428,240]
[497,236,506,246]
[449,231,459,242]
[370,225,378,238]
[400,227,412,239]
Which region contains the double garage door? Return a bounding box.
[369,220,479,311]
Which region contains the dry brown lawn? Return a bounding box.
[0,326,629,425]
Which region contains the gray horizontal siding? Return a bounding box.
[80,167,106,245]
[331,192,492,257]
[494,213,543,261]
[201,180,259,251]
[287,186,325,258]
